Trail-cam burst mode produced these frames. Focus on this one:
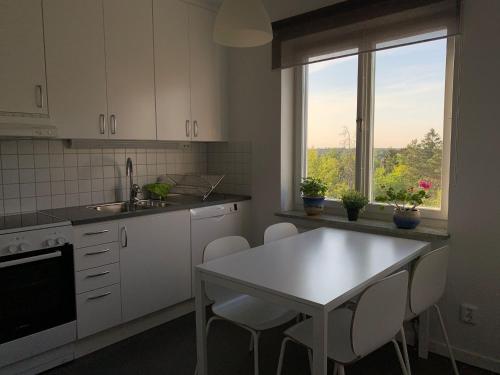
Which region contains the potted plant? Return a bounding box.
[300,177,328,216]
[375,180,432,229]
[340,189,368,221]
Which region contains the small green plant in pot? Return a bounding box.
[340,189,368,221]
[300,177,328,216]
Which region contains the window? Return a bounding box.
[299,36,454,218]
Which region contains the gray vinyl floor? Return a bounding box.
[44,313,494,375]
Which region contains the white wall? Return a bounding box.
[227,0,500,371]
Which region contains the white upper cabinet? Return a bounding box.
[154,0,227,142]
[189,5,226,142]
[0,0,47,115]
[154,0,191,141]
[103,0,156,140]
[43,0,108,139]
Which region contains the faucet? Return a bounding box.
[126,158,141,204]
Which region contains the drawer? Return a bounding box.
[75,242,119,271]
[75,263,120,294]
[77,284,122,339]
[74,222,119,248]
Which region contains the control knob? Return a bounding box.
[56,237,66,245]
[19,243,29,252]
[7,245,18,254]
[46,239,56,247]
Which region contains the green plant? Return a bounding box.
[300,177,328,197]
[143,183,171,200]
[340,189,368,211]
[375,180,431,210]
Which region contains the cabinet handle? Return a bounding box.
[99,114,106,134]
[185,120,191,137]
[86,270,110,278]
[87,291,112,301]
[85,248,110,256]
[110,114,117,134]
[121,226,128,248]
[35,85,43,108]
[83,229,109,236]
[193,120,198,137]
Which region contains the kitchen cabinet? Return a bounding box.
[43,0,108,139]
[119,210,191,322]
[154,0,227,142]
[0,0,47,115]
[43,0,156,140]
[104,0,156,140]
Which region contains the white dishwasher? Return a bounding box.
[190,200,250,296]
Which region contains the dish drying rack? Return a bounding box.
[157,174,225,201]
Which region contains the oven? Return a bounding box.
[0,244,76,345]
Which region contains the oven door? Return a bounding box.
[0,244,76,345]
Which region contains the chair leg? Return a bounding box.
[249,333,254,352]
[276,337,292,375]
[251,330,260,375]
[307,348,313,375]
[392,339,409,375]
[433,305,460,375]
[194,316,222,375]
[337,364,346,375]
[332,362,339,375]
[400,328,412,375]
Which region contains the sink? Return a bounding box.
[87,200,175,214]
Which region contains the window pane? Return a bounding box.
[372,40,447,209]
[306,55,358,199]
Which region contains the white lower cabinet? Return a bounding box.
[76,283,122,338]
[119,210,191,323]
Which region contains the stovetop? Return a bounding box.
[0,212,69,232]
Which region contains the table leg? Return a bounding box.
[418,310,430,359]
[312,309,328,375]
[195,271,208,375]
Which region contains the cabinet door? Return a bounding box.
[189,5,226,142]
[43,0,109,139]
[103,0,156,140]
[119,211,191,322]
[154,0,192,141]
[0,0,47,115]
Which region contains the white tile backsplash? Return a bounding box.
[0,139,212,214]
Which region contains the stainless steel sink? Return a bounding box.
[87,200,176,213]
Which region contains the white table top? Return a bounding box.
[196,227,430,310]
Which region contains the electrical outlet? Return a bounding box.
[460,303,478,325]
[179,142,191,151]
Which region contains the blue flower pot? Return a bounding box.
[393,208,421,229]
[302,196,325,216]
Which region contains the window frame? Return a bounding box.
[294,37,456,222]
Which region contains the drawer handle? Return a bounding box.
[85,248,111,256]
[87,291,112,301]
[83,229,110,236]
[86,271,110,278]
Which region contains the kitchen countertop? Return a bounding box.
[41,193,251,226]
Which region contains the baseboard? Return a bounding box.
[428,339,500,374]
[75,299,194,358]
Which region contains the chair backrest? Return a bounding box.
[263,222,298,244]
[409,246,450,316]
[202,236,250,302]
[351,270,409,357]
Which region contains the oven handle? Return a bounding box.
[0,251,62,268]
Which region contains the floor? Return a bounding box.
[45,313,494,375]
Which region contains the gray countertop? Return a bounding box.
[41,193,251,226]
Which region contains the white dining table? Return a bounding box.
[194,227,431,375]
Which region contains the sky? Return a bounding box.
[306,39,447,149]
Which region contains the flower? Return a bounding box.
[418,180,432,190]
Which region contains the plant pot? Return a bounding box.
[302,196,325,216]
[393,208,421,229]
[345,207,360,221]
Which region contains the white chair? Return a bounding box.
[401,246,459,375]
[276,271,410,375]
[200,236,297,375]
[264,222,298,244]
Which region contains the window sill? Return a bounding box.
[275,210,450,243]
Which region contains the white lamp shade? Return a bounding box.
[214,0,273,48]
